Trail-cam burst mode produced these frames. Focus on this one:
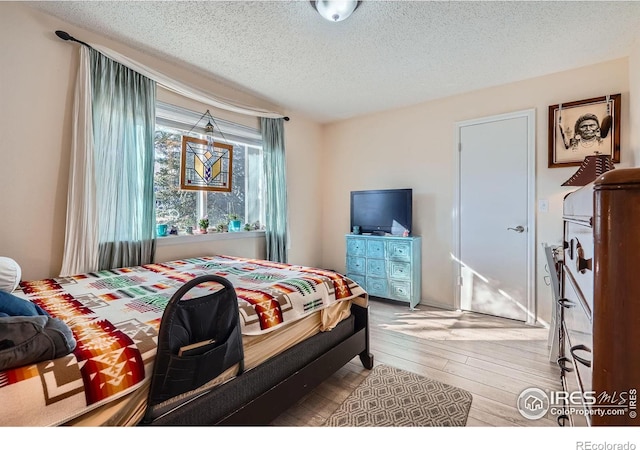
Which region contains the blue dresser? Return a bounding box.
[345,234,422,309]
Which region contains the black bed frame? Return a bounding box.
[143,302,373,426]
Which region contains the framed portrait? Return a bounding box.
[548,94,620,168]
[180,136,233,192]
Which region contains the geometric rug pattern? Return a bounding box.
[323,365,473,427]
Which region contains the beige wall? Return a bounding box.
[321,59,631,324]
[0,3,323,280]
[282,114,325,267]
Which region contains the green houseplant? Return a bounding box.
[198,217,209,234]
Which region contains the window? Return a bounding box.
[153,102,265,233]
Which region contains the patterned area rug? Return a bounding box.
[324,365,473,427]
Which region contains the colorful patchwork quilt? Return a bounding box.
[0,256,367,426]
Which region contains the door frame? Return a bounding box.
[452,109,537,325]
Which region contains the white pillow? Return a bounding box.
[0,257,22,292]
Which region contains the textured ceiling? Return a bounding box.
[27,1,640,123]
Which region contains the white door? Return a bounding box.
[455,110,535,323]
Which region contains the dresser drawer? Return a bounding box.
[346,237,366,256]
[390,280,412,301]
[346,256,366,275]
[347,273,366,288]
[387,241,412,261]
[366,258,386,277]
[388,261,411,280]
[366,277,388,297]
[563,221,594,316]
[366,239,385,258]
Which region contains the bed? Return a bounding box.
[0,255,373,426]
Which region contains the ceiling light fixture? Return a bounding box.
[311,0,361,22]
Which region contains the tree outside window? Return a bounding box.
[153,126,264,233]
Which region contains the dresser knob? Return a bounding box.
[575,239,592,274]
[576,256,592,274]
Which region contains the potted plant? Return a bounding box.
[227,213,242,232]
[198,217,209,234]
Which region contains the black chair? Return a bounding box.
[142,275,244,424]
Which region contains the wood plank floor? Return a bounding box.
[271,298,562,427]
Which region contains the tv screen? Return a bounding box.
[350,188,412,235]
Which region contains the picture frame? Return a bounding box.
[548,93,620,168]
[180,136,233,192]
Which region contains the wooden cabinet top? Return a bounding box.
[563,167,640,220]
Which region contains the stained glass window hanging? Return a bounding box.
[180,135,233,192]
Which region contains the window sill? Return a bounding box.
[156,230,266,247]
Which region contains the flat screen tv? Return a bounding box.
[350,188,412,236]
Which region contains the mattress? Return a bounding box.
[0,256,367,426]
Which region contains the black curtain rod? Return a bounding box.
[54,30,290,122]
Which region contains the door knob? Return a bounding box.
[507,225,525,233]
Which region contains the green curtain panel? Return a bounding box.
[90,49,157,269]
[260,118,288,263]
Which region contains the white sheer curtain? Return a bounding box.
[60,46,98,276]
[92,44,285,120]
[61,46,157,275]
